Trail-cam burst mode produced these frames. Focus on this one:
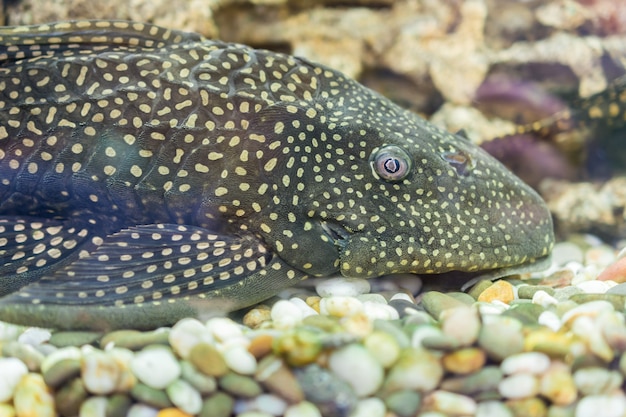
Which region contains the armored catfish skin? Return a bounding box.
[0,20,554,329]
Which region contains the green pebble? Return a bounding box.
[49,331,102,348]
[42,358,81,389]
[440,366,503,395]
[420,334,461,351]
[569,294,626,311]
[200,392,235,417]
[547,404,576,417]
[620,352,626,377]
[384,390,422,417]
[218,373,262,398]
[517,285,555,299]
[105,394,132,417]
[294,364,357,417]
[100,329,170,350]
[54,378,87,417]
[272,328,323,367]
[478,316,524,361]
[446,292,476,305]
[130,383,173,408]
[374,319,411,348]
[506,397,547,417]
[502,303,545,325]
[189,343,228,377]
[301,315,342,332]
[2,341,44,372]
[468,280,495,300]
[421,291,468,319]
[180,360,217,394]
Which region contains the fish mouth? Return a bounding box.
[320,220,351,250]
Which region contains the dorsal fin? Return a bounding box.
[0,20,202,64]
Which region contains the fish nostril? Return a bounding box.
[441,150,475,177]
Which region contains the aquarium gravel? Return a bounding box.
[1,237,626,417]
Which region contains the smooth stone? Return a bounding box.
[478,315,524,361]
[573,367,623,395]
[538,310,562,332]
[349,397,386,417]
[243,306,273,329]
[440,366,503,395]
[384,390,421,417]
[101,329,170,351]
[219,373,262,398]
[294,364,357,416]
[440,306,480,346]
[502,303,545,325]
[319,296,364,317]
[272,328,323,366]
[531,290,560,307]
[421,291,468,319]
[81,350,122,395]
[79,396,107,417]
[270,300,304,329]
[316,277,371,298]
[43,358,81,389]
[383,347,443,394]
[200,392,235,417]
[180,360,217,395]
[468,280,496,300]
[501,352,551,375]
[130,383,173,409]
[255,355,304,403]
[247,334,274,360]
[17,328,51,346]
[106,394,132,417]
[2,341,44,372]
[40,346,82,374]
[547,404,576,417]
[363,330,401,368]
[446,292,476,305]
[388,299,420,317]
[575,280,614,293]
[563,299,618,321]
[362,302,399,321]
[166,379,202,415]
[599,311,626,351]
[55,378,88,417]
[442,348,486,375]
[49,331,101,348]
[606,282,626,296]
[126,404,159,417]
[283,401,322,417]
[238,394,288,416]
[423,390,477,415]
[571,315,614,362]
[0,357,28,402]
[551,242,584,265]
[0,404,15,417]
[328,343,384,397]
[222,345,257,375]
[476,401,513,417]
[540,362,577,406]
[575,394,626,417]
[498,374,540,399]
[189,343,228,377]
[205,317,245,344]
[518,285,555,299]
[524,329,575,358]
[505,398,547,417]
[169,318,212,359]
[13,373,55,417]
[131,347,180,389]
[374,319,410,348]
[477,280,515,304]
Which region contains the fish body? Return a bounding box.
[0,21,554,329]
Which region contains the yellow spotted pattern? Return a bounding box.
[0,21,554,329]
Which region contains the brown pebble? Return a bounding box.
[189,343,228,377]
[248,334,274,359]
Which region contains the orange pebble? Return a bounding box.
[597,256,626,283]
[156,409,192,417]
[477,280,515,304]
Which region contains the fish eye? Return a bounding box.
[370,145,412,182]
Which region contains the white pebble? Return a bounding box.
[79,396,107,417]
[169,317,212,359]
[284,401,322,417]
[476,400,514,417]
[328,343,384,397]
[206,317,245,343]
[362,302,399,321]
[288,298,318,318]
[576,394,626,417]
[81,351,121,395]
[316,277,371,297]
[498,374,540,399]
[348,397,386,417]
[319,296,363,317]
[0,358,28,402]
[17,328,51,346]
[271,300,304,329]
[537,310,561,332]
[131,347,181,389]
[411,325,444,348]
[576,280,612,293]
[356,294,388,304]
[239,394,288,416]
[126,404,158,417]
[562,300,615,324]
[166,379,202,415]
[425,390,477,415]
[574,367,623,395]
[501,352,551,375]
[532,290,559,307]
[389,293,414,303]
[222,346,257,375]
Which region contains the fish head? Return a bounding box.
[243,75,554,279]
